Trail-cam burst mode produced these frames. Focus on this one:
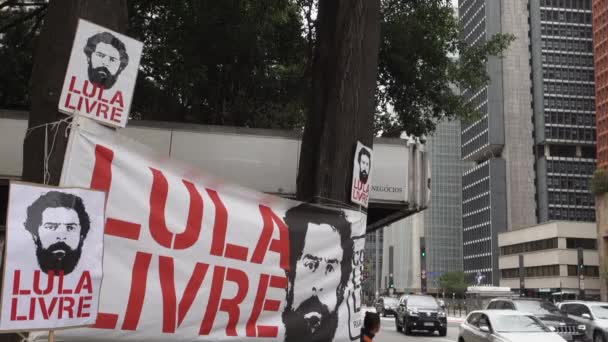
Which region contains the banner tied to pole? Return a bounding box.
[0,182,106,332]
[30,117,367,341]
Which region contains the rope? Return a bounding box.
[25,115,74,185]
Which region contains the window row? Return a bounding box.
[463,163,490,187]
[463,209,491,229]
[543,82,595,97]
[567,265,599,276]
[544,125,596,142]
[501,265,560,279]
[463,193,490,214]
[463,225,491,246]
[544,96,596,111]
[546,159,595,174]
[464,255,492,273]
[547,176,591,191]
[541,0,592,10]
[544,111,595,126]
[565,238,597,249]
[541,23,593,39]
[543,52,594,67]
[463,178,490,202]
[462,131,489,158]
[541,9,592,24]
[463,240,491,259]
[548,191,594,207]
[462,114,488,143]
[543,66,595,82]
[500,238,558,256]
[548,207,595,221]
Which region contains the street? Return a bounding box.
[373,315,462,342]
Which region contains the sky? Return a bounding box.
[451,0,458,11]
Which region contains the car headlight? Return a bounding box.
[407,309,418,316]
[438,311,446,317]
[577,325,586,331]
[385,306,389,310]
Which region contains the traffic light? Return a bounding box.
[420,237,427,294]
[421,249,426,257]
[578,247,585,299]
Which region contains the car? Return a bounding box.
[459,310,567,342]
[374,296,399,317]
[559,301,608,342]
[487,298,586,341]
[394,294,447,336]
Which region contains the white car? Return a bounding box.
[459,310,567,342]
[559,301,608,342]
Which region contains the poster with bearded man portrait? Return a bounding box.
[58,19,143,128]
[0,182,105,331]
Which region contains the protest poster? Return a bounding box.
[0,182,106,331]
[351,142,373,208]
[58,19,143,127]
[29,117,367,341]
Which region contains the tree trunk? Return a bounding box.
[22,0,128,185]
[296,0,381,207]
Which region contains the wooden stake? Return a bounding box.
[48,330,54,342]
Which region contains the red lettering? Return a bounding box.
[122,252,152,330]
[75,271,93,294]
[159,256,210,333]
[246,274,284,337]
[59,297,75,319]
[110,91,125,107]
[10,298,26,321]
[199,267,248,336]
[39,297,58,320]
[33,270,54,295]
[251,205,290,271]
[78,296,92,318]
[85,98,97,113]
[12,270,30,295]
[93,313,119,329]
[96,103,109,119]
[64,92,76,110]
[149,168,203,249]
[29,297,35,320]
[98,87,109,103]
[111,107,123,123]
[207,189,249,261]
[83,80,98,97]
[68,76,81,94]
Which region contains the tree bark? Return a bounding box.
[22,0,128,185]
[296,0,381,207]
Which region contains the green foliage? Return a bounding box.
[438,271,468,295]
[0,0,512,138]
[376,0,514,137]
[591,169,608,195]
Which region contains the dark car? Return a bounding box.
[395,294,447,336]
[375,297,400,317]
[487,298,587,341]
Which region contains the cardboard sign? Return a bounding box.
[0,182,106,331]
[351,142,373,208]
[58,19,143,127]
[29,117,367,341]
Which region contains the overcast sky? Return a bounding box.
[451,0,458,11]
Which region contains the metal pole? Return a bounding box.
[375,230,379,298]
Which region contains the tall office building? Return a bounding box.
[459,0,597,285]
[381,120,465,292]
[594,0,608,168]
[424,120,465,289]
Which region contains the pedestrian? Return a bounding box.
[361,311,380,342]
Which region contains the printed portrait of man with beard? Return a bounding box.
[23,191,91,276]
[282,204,354,342]
[83,31,129,90]
[358,148,371,185]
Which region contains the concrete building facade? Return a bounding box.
[499,221,600,299]
[593,0,608,168]
[459,0,597,285]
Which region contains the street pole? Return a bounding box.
[375,229,379,298]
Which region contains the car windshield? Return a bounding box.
[408,296,438,307]
[384,298,399,305]
[492,315,550,333]
[514,301,561,315]
[591,305,608,319]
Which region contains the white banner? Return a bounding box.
[36,118,367,341]
[351,142,373,208]
[0,182,105,331]
[58,19,143,127]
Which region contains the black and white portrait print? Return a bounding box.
[282,203,354,342]
[83,31,129,90]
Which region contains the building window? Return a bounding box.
[566,238,597,250]
[567,265,599,277]
[500,238,558,256]
[501,265,560,278]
